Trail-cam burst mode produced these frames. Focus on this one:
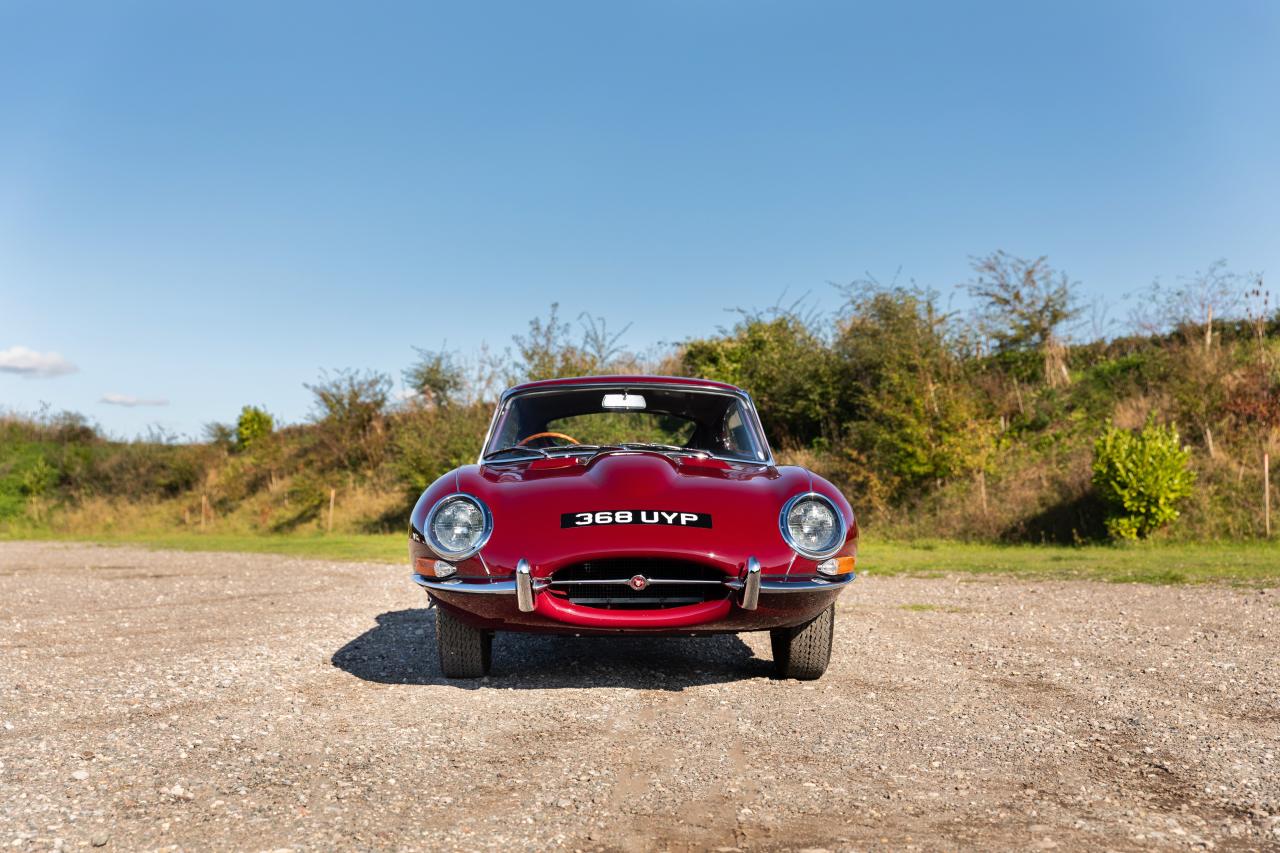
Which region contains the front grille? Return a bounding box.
[550,558,729,610]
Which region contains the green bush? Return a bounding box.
[835,284,992,498]
[682,313,839,447]
[1092,421,1195,540]
[304,370,391,471]
[19,457,57,497]
[235,406,274,451]
[392,404,489,492]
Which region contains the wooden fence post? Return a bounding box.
[1265,452,1271,538]
[328,488,336,535]
[201,494,208,530]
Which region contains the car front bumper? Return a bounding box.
[412,556,854,634]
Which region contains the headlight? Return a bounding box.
[779,493,845,559]
[426,494,493,559]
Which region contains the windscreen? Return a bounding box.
[485,386,769,462]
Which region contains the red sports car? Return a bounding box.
[409,376,858,680]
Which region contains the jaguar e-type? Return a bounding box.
[409,376,858,680]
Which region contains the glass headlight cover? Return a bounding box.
[780,493,845,559]
[426,494,493,559]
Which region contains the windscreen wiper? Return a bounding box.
[617,443,711,457]
[482,446,549,461]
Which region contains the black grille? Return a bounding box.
[550,558,729,610]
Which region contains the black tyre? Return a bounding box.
[770,603,834,680]
[435,606,493,678]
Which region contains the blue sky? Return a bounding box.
[2,1,1278,439]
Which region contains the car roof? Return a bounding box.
[503,375,746,398]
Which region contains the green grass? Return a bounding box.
[859,538,1280,585]
[1,530,407,563]
[2,529,1278,585]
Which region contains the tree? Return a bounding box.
[513,304,634,381]
[966,251,1080,353]
[203,421,235,449]
[233,406,274,451]
[682,310,837,447]
[1129,260,1252,352]
[515,303,591,381]
[835,282,991,497]
[304,369,392,471]
[403,347,465,408]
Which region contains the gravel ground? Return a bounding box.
[1,541,1278,852]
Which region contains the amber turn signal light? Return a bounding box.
[415,557,456,578]
[815,556,856,577]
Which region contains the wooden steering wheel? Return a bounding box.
[517,431,581,447]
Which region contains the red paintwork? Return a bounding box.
[408,376,858,634]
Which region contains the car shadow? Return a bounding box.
[330,608,773,690]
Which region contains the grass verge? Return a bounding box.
[0,530,407,563]
[862,538,1280,585]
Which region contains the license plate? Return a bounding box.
[560,510,712,528]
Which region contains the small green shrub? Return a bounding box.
[20,457,57,497]
[1092,421,1195,540]
[235,406,275,451]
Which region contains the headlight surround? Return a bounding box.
[779,493,846,559]
[425,494,493,560]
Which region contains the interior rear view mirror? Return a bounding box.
[601,392,646,410]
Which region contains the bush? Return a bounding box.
[835,284,992,498]
[392,404,489,492]
[1091,421,1195,540]
[19,457,57,497]
[235,406,274,451]
[305,369,392,472]
[682,312,839,447]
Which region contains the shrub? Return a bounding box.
[835,284,992,498]
[682,312,838,447]
[392,404,490,492]
[19,457,57,497]
[235,406,274,451]
[305,370,392,472]
[403,347,465,408]
[1091,421,1195,539]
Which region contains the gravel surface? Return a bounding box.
[1,541,1278,852]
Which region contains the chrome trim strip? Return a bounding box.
[778,492,847,561]
[515,558,535,612]
[413,574,518,594]
[740,557,761,611]
[412,572,549,595]
[760,573,856,593]
[548,578,723,587]
[413,565,854,598]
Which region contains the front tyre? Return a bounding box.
[435,606,493,678]
[770,603,834,680]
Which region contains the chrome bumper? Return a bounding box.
[412,557,854,613]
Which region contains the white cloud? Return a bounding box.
[0,345,78,378]
[100,393,169,407]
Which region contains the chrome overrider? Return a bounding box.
[411,555,854,613]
